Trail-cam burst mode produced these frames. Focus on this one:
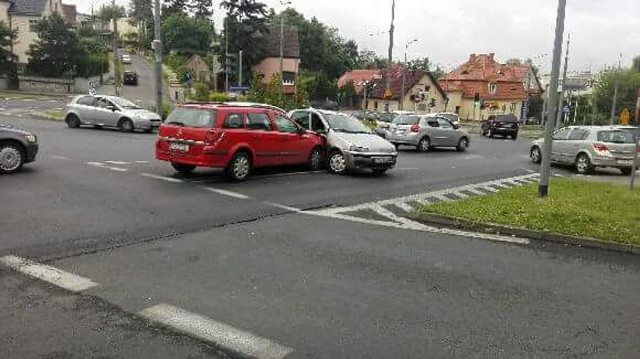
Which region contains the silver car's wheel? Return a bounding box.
[456,137,469,152]
[119,118,134,133]
[417,137,430,152]
[0,143,24,174]
[530,146,541,164]
[66,114,80,128]
[328,151,347,174]
[575,153,592,174]
[227,152,251,181]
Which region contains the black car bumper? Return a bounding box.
[25,143,38,163]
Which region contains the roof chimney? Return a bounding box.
[489,53,495,60]
[470,53,476,60]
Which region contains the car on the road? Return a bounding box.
[123,71,138,86]
[385,113,470,152]
[64,95,162,133]
[0,123,38,174]
[529,126,640,175]
[434,112,461,127]
[289,108,397,175]
[156,103,325,181]
[613,125,640,140]
[120,54,132,64]
[374,112,396,137]
[480,114,519,139]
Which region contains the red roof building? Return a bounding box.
[337,69,381,95]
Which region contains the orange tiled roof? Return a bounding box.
[368,67,446,100]
[338,70,382,95]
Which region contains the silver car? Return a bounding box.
[289,108,398,175]
[530,126,640,175]
[64,95,162,132]
[385,114,470,152]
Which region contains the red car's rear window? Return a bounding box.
[165,107,217,128]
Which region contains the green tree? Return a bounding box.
[162,14,214,56]
[220,0,269,84]
[337,80,357,108]
[594,68,640,123]
[356,49,385,69]
[191,0,213,18]
[163,0,189,18]
[633,56,640,72]
[26,13,88,78]
[128,0,153,48]
[95,4,127,22]
[0,20,18,88]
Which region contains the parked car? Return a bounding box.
[156,103,325,181]
[386,114,470,152]
[289,108,397,175]
[64,95,162,133]
[374,112,396,137]
[613,125,640,140]
[529,126,640,175]
[123,71,138,86]
[480,114,520,139]
[434,112,461,127]
[0,124,38,174]
[120,54,132,64]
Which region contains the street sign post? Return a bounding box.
[620,108,630,125]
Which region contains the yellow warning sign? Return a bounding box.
[620,108,630,125]
[383,88,393,100]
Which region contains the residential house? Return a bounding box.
[364,67,447,113]
[185,54,211,83]
[440,53,543,121]
[2,0,64,67]
[60,3,75,26]
[252,24,300,94]
[337,69,382,108]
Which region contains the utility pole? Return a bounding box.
[238,50,243,86]
[153,0,162,115]
[224,16,229,93]
[610,54,622,125]
[399,38,417,111]
[539,0,567,198]
[385,0,395,93]
[555,33,570,129]
[541,84,549,125]
[112,0,120,97]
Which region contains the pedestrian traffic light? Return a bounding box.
[474,92,480,103]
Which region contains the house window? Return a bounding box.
[29,20,39,32]
[282,71,295,86]
[374,101,378,111]
[488,83,497,95]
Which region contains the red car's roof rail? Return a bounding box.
[181,101,285,113]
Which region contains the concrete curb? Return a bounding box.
[407,212,640,255]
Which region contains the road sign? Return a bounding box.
[620,107,630,125]
[562,105,570,114]
[229,86,249,92]
[383,89,393,100]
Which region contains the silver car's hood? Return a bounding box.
[334,131,396,153]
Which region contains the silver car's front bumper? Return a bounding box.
[385,131,421,146]
[344,151,397,169]
[133,118,162,130]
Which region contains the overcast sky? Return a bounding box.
[72,0,639,74]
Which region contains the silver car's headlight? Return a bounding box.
[25,134,37,143]
[349,145,369,152]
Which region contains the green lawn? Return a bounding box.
[418,178,640,245]
[44,109,65,121]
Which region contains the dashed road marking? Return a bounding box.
[87,161,128,172]
[204,187,250,199]
[141,173,184,183]
[103,160,130,165]
[139,304,294,359]
[50,155,71,161]
[0,255,98,292]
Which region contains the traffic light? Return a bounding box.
[474,92,480,103]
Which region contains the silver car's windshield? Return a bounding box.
[111,97,141,110]
[325,113,371,134]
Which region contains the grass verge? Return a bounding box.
[43,110,65,121]
[418,178,640,245]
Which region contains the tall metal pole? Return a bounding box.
[610,55,621,125]
[153,0,162,115]
[539,0,567,198]
[555,33,570,129]
[224,17,229,93]
[238,50,243,87]
[112,0,120,97]
[399,39,417,111]
[279,11,284,96]
[385,0,395,92]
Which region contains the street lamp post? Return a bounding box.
[279,0,292,97]
[399,38,418,111]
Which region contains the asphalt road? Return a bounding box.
[1,114,638,358]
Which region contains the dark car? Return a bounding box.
[0,124,39,173]
[480,114,520,139]
[123,71,138,86]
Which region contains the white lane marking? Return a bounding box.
[107,166,128,172]
[0,255,98,292]
[50,155,71,161]
[103,160,130,165]
[462,154,484,160]
[87,161,106,167]
[263,201,301,212]
[135,160,151,164]
[141,173,184,183]
[204,187,250,199]
[394,202,414,212]
[139,304,294,359]
[395,167,419,171]
[306,206,529,245]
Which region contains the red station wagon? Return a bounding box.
[155,103,325,181]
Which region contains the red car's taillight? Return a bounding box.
[410,123,420,132]
[204,129,220,146]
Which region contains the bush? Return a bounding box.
[191,82,210,102]
[209,92,231,102]
[147,103,173,120]
[76,53,108,78]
